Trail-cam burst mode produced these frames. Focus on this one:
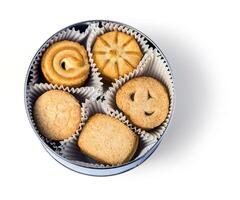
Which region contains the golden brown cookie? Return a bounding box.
[34,90,81,141]
[41,40,90,87]
[78,113,139,165]
[92,31,143,81]
[116,76,169,129]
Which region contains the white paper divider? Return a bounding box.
[59,100,157,168]
[104,49,174,140]
[86,21,150,90]
[26,83,101,151]
[29,23,103,90]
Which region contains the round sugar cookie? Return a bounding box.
[34,90,81,141]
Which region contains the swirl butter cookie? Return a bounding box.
[92,31,142,81]
[34,90,81,141]
[41,40,89,87]
[78,114,139,165]
[116,76,169,129]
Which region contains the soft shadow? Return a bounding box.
[145,30,212,162]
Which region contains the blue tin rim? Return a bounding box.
[24,20,175,176]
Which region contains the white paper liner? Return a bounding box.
[26,83,102,152]
[59,100,157,168]
[86,22,150,90]
[28,23,103,91]
[104,49,174,140]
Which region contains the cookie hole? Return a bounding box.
[147,90,152,99]
[130,92,135,101]
[110,49,117,56]
[144,111,155,116]
[61,61,66,70]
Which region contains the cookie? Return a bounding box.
[34,90,81,141]
[92,31,142,81]
[41,40,90,87]
[78,113,139,165]
[116,76,169,129]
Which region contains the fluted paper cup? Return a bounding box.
[104,49,174,140]
[59,99,157,168]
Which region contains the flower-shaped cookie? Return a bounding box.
[92,31,143,81]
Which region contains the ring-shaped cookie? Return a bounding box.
[41,40,90,87]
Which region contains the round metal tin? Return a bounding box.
[24,20,175,176]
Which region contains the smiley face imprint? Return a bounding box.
[116,76,169,129]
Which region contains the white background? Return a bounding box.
[0,0,239,199]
